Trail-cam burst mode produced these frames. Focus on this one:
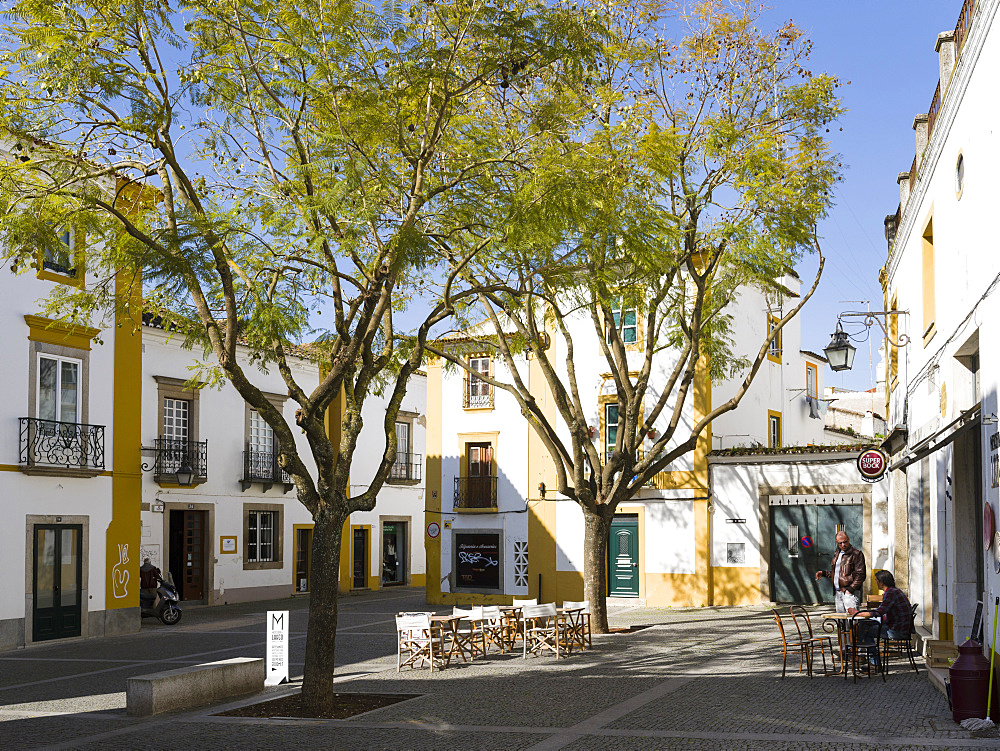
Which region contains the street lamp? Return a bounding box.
[176,458,195,487]
[822,310,910,373]
[824,321,857,372]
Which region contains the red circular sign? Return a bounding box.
[857,448,888,482]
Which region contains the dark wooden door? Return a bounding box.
[382,522,405,585]
[770,503,863,604]
[608,514,640,597]
[181,510,206,601]
[467,443,494,507]
[32,525,82,642]
[295,527,312,593]
[353,527,368,588]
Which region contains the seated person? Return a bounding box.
[848,570,912,640]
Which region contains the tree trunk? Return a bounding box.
[300,504,346,714]
[583,508,613,633]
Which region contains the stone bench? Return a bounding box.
[126,657,265,716]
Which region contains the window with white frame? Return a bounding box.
[806,362,818,399]
[605,403,619,462]
[37,354,81,423]
[247,510,277,563]
[392,420,410,478]
[465,356,493,408]
[768,413,782,449]
[609,298,638,344]
[248,409,274,454]
[768,314,781,360]
[163,398,189,442]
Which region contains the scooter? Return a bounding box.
[140,574,183,625]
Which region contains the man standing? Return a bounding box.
[815,531,866,612]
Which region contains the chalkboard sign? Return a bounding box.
[455,533,501,590]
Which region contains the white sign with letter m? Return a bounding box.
[265,610,289,686]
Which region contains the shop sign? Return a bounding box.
[265,611,289,686]
[857,448,888,483]
[455,532,501,589]
[990,431,999,489]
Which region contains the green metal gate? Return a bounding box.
[769,502,863,604]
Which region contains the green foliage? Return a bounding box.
[433,0,843,512]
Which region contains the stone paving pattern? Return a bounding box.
[1,589,998,749]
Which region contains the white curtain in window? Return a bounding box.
[38,355,80,423]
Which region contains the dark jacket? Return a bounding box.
[140,563,162,589]
[825,546,866,593]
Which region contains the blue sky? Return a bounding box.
[760,1,960,391]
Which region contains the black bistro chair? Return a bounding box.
[881,603,920,674]
[850,618,886,683]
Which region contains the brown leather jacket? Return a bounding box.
[825,546,866,594]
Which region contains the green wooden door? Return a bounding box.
[32,525,82,642]
[770,503,863,604]
[609,514,640,597]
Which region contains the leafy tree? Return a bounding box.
[0,0,596,711]
[428,0,843,631]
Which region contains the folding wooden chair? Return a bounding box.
[452,606,487,661]
[481,606,508,653]
[523,603,563,659]
[561,600,592,651]
[396,612,439,672]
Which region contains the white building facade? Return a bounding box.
[881,0,998,647]
[427,274,871,608]
[0,241,142,650]
[139,324,426,605]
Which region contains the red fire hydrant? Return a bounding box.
[950,639,994,723]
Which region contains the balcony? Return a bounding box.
[462,382,494,410]
[454,475,497,511]
[241,448,293,493]
[388,453,422,484]
[19,417,105,477]
[145,438,208,485]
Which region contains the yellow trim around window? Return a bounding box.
[24,314,101,351]
[767,314,781,364]
[35,228,86,289]
[805,362,818,399]
[767,410,783,448]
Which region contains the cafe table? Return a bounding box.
[821,612,882,677]
[429,614,468,667]
[820,612,855,675]
[557,607,587,653]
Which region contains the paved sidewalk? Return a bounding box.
[1,591,997,749]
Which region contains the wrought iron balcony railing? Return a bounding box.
[241,448,293,492]
[462,384,494,409]
[389,453,422,482]
[454,475,497,509]
[144,438,208,483]
[19,417,105,473]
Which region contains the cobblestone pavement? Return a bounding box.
[1,591,997,749]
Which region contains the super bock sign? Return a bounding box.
[857,448,888,483]
[266,611,289,686]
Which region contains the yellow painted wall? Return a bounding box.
[711,567,762,606]
[106,270,142,612]
[425,359,443,604]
